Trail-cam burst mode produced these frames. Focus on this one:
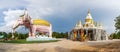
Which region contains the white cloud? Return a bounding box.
[0,9,24,32]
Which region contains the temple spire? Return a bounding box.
[74,20,83,29]
[99,21,103,29]
[85,9,93,19]
[78,20,81,24]
[88,9,90,13]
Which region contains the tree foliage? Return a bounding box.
[52,32,68,38]
[109,32,120,39]
[0,31,68,39]
[111,15,120,39]
[115,15,120,32]
[0,32,28,39]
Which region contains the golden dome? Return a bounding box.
[85,19,92,23]
[33,19,51,26]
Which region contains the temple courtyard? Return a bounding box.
[0,39,120,52]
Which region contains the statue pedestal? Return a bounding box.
[26,35,56,41]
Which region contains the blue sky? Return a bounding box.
[0,0,120,34]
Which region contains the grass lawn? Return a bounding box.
[0,39,59,44]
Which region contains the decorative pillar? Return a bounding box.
[94,29,97,41]
[93,29,95,40]
[86,29,88,40]
[96,29,98,40]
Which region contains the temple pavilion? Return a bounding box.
[68,10,108,41]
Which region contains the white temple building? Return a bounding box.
[68,10,108,41]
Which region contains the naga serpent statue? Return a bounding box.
[12,9,52,38]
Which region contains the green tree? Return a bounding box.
[114,15,120,39]
[7,33,12,38]
[115,15,120,32]
[52,32,68,38]
[109,32,120,39]
[17,33,28,39]
[3,32,7,38]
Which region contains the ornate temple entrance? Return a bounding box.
[88,30,94,41]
